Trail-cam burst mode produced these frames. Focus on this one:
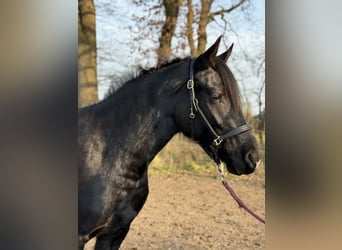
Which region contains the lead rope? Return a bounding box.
[216,162,266,224]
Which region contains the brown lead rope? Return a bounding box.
[216,162,266,224]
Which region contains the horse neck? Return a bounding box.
[99,61,188,172]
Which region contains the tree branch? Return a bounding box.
[208,0,247,20]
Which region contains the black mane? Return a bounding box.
[105,57,190,98]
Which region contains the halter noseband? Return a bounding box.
[187,58,252,147]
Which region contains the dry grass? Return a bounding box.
[150,134,214,176]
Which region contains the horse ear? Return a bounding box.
[196,36,222,69]
[218,43,234,63]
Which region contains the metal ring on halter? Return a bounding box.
[214,136,223,146]
[187,79,194,89]
[189,108,196,119]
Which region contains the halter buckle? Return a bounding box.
[214,136,223,146]
[187,79,194,89]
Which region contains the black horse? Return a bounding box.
[78,36,260,249]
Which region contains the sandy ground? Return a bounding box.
[85,173,265,249]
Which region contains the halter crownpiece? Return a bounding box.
[187,58,252,147]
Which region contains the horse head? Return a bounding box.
[175,37,260,175]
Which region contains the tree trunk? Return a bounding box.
[157,0,183,65]
[197,0,213,55]
[78,0,98,107]
[186,0,196,56]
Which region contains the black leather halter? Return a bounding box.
[187,58,252,147]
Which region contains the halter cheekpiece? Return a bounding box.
[187,58,252,147]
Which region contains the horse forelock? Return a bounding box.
[215,58,242,113]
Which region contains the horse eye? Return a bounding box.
[212,93,222,100]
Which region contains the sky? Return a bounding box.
[94,0,265,114]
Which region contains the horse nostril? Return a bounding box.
[245,150,259,169]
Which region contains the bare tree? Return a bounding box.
[131,0,250,63]
[78,0,98,107]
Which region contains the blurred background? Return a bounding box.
[1,0,341,249]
